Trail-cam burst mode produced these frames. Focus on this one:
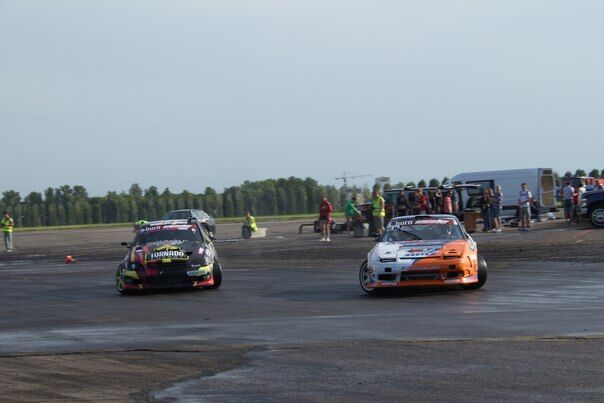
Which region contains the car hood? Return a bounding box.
[375,239,466,259]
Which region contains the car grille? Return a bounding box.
[145,261,191,287]
[378,274,397,281]
[400,271,441,281]
[146,261,188,271]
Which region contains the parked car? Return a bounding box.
[580,190,604,228]
[161,209,216,236]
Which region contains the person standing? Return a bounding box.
[518,183,533,231]
[480,189,492,232]
[396,190,409,217]
[434,189,443,214]
[242,211,258,238]
[2,211,14,252]
[428,190,437,214]
[443,191,453,214]
[407,190,417,215]
[319,196,333,242]
[491,186,503,232]
[344,196,362,236]
[371,190,386,235]
[562,181,574,225]
[417,189,428,214]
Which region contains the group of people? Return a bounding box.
[479,185,504,232]
[561,181,586,225]
[393,188,457,217]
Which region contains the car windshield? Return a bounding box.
[136,226,201,245]
[382,219,464,242]
[162,211,190,220]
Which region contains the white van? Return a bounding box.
[447,168,556,214]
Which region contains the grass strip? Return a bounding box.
[14,213,346,232]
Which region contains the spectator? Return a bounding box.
[443,191,453,214]
[434,189,443,213]
[396,190,409,217]
[407,191,417,215]
[371,190,386,235]
[417,189,428,214]
[480,189,492,232]
[319,195,333,242]
[133,219,148,233]
[518,183,533,231]
[491,186,503,232]
[562,181,574,225]
[451,189,459,212]
[242,211,258,238]
[572,186,581,224]
[344,195,362,236]
[2,211,14,252]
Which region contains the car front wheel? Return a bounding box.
[206,260,222,290]
[359,260,376,294]
[115,265,132,295]
[461,255,488,290]
[588,205,604,228]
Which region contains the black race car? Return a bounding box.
[115,219,222,294]
[162,209,216,236]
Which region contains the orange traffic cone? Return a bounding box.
[65,255,77,264]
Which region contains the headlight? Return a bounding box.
[191,254,212,267]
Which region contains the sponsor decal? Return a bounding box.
[444,278,461,284]
[389,219,456,228]
[145,245,188,262]
[398,247,441,257]
[147,250,186,260]
[378,281,399,287]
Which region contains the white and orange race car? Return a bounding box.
[359,215,487,294]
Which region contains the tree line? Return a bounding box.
[1,169,600,227]
[0,178,358,228]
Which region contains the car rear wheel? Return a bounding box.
[461,255,487,290]
[359,260,376,294]
[206,260,222,290]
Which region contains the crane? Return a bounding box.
[335,172,373,190]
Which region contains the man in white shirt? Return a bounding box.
[562,181,575,224]
[518,183,533,231]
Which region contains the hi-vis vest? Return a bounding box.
[372,196,385,217]
[1,218,13,233]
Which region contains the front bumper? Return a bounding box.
[120,266,214,290]
[367,256,478,288]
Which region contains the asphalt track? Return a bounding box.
[0,220,603,401]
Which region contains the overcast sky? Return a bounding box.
[1,0,602,196]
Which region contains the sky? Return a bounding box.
[1,0,603,196]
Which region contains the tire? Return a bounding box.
[461,254,488,290]
[206,259,222,290]
[359,260,376,294]
[588,205,604,228]
[115,265,132,295]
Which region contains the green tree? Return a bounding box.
[417,179,427,188]
[575,169,586,177]
[589,169,600,178]
[428,178,440,187]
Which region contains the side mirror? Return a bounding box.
[121,242,131,249]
